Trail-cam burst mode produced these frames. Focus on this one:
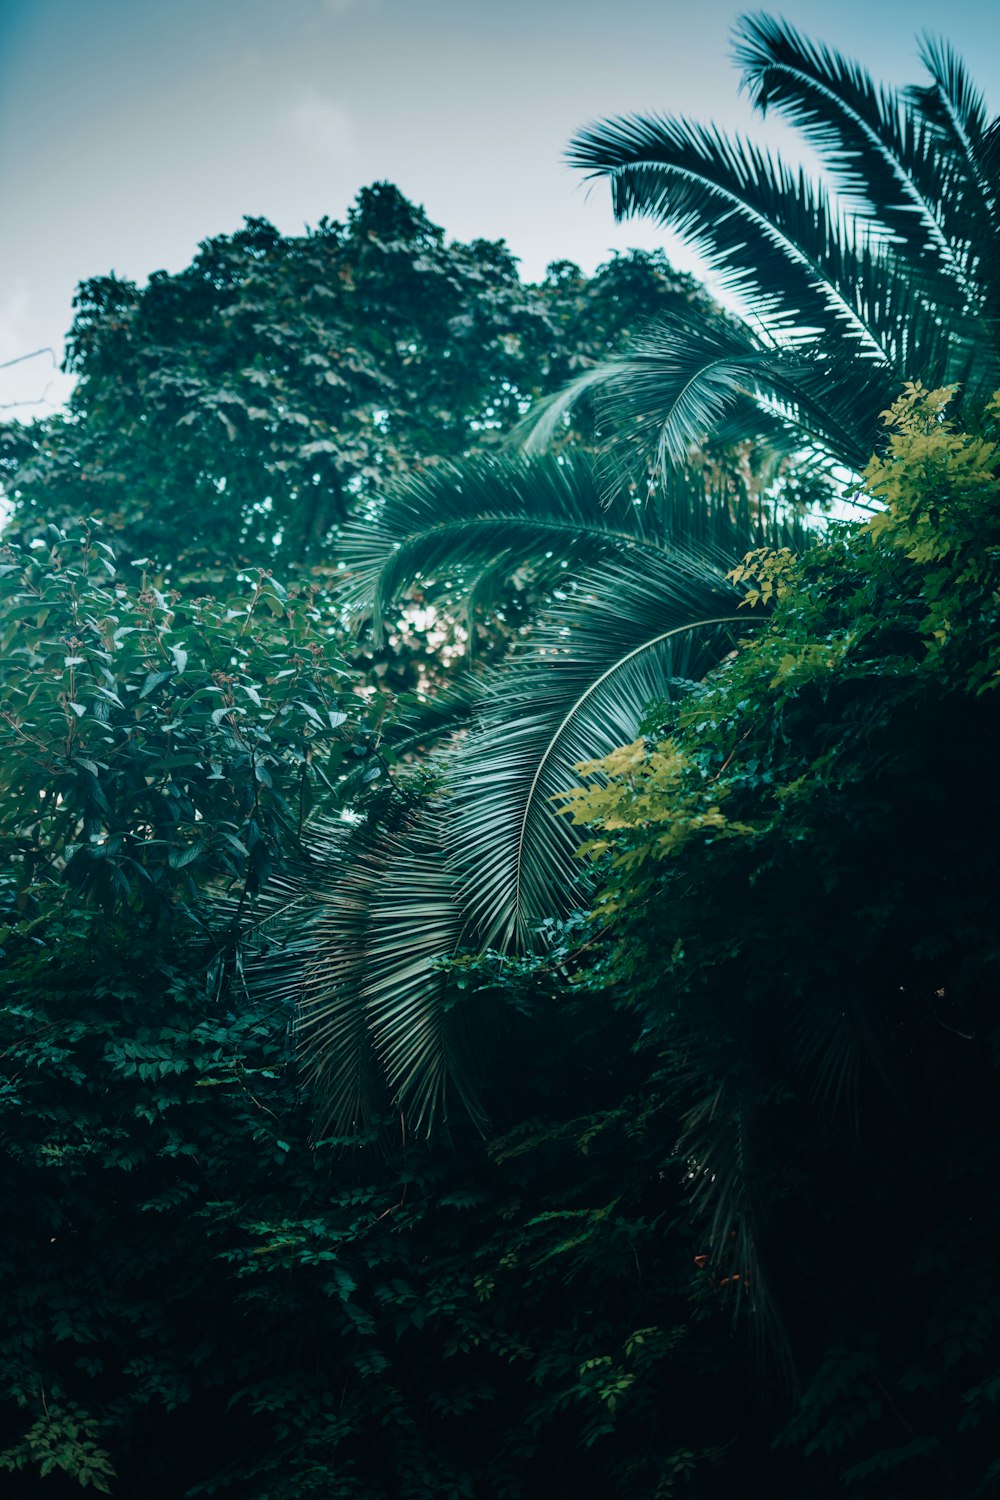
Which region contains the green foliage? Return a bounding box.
[0,1391,115,1493]
[557,18,1000,475]
[3,187,544,571]
[549,386,1000,1493]
[726,545,798,608]
[294,491,768,1128]
[4,43,1000,1498]
[0,523,355,924]
[560,384,1000,885]
[0,185,712,577]
[865,383,1000,693]
[0,187,725,705]
[305,417,814,1128]
[0,466,755,1500]
[557,736,751,881]
[0,185,761,1498]
[0,905,757,1499]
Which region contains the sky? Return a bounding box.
[1,0,999,413]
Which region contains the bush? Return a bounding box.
[0,522,355,929]
[554,386,1000,1495]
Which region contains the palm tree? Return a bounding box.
[536,15,998,478]
[258,453,798,1134]
[270,18,998,1136]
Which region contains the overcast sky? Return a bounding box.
[2,0,998,412]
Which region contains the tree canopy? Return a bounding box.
[0,184,716,577]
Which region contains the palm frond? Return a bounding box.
[982,113,1000,188]
[595,317,785,468]
[979,114,1000,351]
[514,365,621,454]
[295,817,389,1133]
[908,37,1000,375]
[677,1080,792,1370]
[793,978,909,1130]
[912,35,990,160]
[579,318,896,475]
[373,678,481,767]
[296,807,485,1135]
[569,110,926,353]
[337,453,670,646]
[211,818,352,1006]
[756,345,910,471]
[356,812,486,1133]
[441,552,745,949]
[512,334,815,480]
[733,13,977,288]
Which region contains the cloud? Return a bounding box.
[286,90,356,166]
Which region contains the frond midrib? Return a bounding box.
[603,143,911,362]
[739,43,980,294]
[505,614,746,946]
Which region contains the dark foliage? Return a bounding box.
[0,903,767,1499]
[550,386,1000,1494]
[0,185,713,577]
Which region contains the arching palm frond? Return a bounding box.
[288,556,745,1132]
[294,808,483,1136]
[582,318,890,474]
[338,451,774,650]
[569,114,890,347]
[516,337,834,483]
[514,365,622,455]
[733,14,971,268]
[286,462,807,1134]
[550,317,787,471]
[561,19,999,470]
[982,113,1000,187]
[521,312,927,477]
[336,452,668,645]
[441,553,744,949]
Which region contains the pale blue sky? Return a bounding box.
[2,0,998,411]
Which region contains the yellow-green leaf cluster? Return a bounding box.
[556,386,1000,943]
[555,738,752,887]
[726,545,799,608]
[863,383,1000,693]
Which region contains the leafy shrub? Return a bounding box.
[553,386,1000,1494]
[0,521,355,929]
